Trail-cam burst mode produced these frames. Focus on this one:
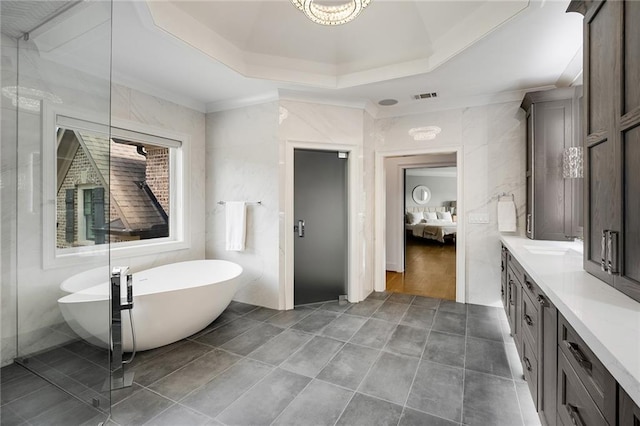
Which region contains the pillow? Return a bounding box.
[406,211,423,225]
[437,211,453,222]
[424,211,438,221]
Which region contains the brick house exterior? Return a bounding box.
[56,130,169,249]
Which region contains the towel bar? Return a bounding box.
[217,201,262,206]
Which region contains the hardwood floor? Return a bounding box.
[386,235,456,300]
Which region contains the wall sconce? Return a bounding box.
[562,146,583,179]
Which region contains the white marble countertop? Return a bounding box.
[500,236,640,407]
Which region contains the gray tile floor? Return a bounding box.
[1,293,541,426]
[0,362,107,425]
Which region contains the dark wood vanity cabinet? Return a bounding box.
[521,87,582,241]
[569,0,640,303]
[501,245,639,426]
[502,246,555,420]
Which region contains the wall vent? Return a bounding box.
[413,92,438,100]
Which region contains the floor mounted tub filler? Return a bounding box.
[58,260,243,351]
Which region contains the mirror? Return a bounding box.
[412,185,431,205]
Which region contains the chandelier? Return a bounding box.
[291,0,371,26]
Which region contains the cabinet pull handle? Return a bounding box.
[537,294,548,307]
[508,280,515,305]
[523,356,532,372]
[526,214,532,236]
[524,314,533,327]
[565,341,592,373]
[566,404,585,426]
[601,230,608,272]
[501,261,504,272]
[524,279,533,291]
[607,230,619,275]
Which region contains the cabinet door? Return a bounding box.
[533,99,573,241]
[501,247,508,309]
[526,107,534,239]
[583,0,621,285]
[539,295,557,426]
[619,386,640,426]
[615,0,640,302]
[507,268,520,343]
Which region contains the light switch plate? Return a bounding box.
[468,213,490,224]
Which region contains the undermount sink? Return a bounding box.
[523,244,570,256]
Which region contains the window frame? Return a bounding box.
[43,103,190,269]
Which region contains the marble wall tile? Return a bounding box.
[278,100,367,305]
[206,100,369,308]
[206,98,524,309]
[205,102,280,308]
[376,102,526,306]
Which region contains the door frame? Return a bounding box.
[374,146,466,303]
[283,140,360,310]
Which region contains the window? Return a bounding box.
[44,105,189,268]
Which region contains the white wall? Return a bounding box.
[205,100,371,308]
[205,99,524,309]
[376,102,526,306]
[205,102,280,309]
[405,175,457,209]
[278,100,368,305]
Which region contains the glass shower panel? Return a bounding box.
[12,0,113,419]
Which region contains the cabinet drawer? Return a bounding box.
[521,334,539,411]
[521,290,540,350]
[558,315,616,422]
[521,271,540,302]
[557,352,608,426]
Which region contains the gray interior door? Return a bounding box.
[294,149,348,305]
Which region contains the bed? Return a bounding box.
[405,207,457,243]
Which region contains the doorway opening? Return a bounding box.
[387,164,458,299]
[374,148,465,303]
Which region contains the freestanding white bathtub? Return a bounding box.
[58,260,242,351]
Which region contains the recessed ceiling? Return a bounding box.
[2,0,584,117]
[148,0,529,88]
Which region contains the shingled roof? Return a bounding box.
[76,131,167,233]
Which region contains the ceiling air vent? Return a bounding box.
[413,92,438,100]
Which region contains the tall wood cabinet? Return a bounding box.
[521,87,583,241]
[569,0,640,303]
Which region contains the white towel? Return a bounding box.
[497,200,517,232]
[225,201,247,251]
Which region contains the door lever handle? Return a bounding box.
[294,220,305,238]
